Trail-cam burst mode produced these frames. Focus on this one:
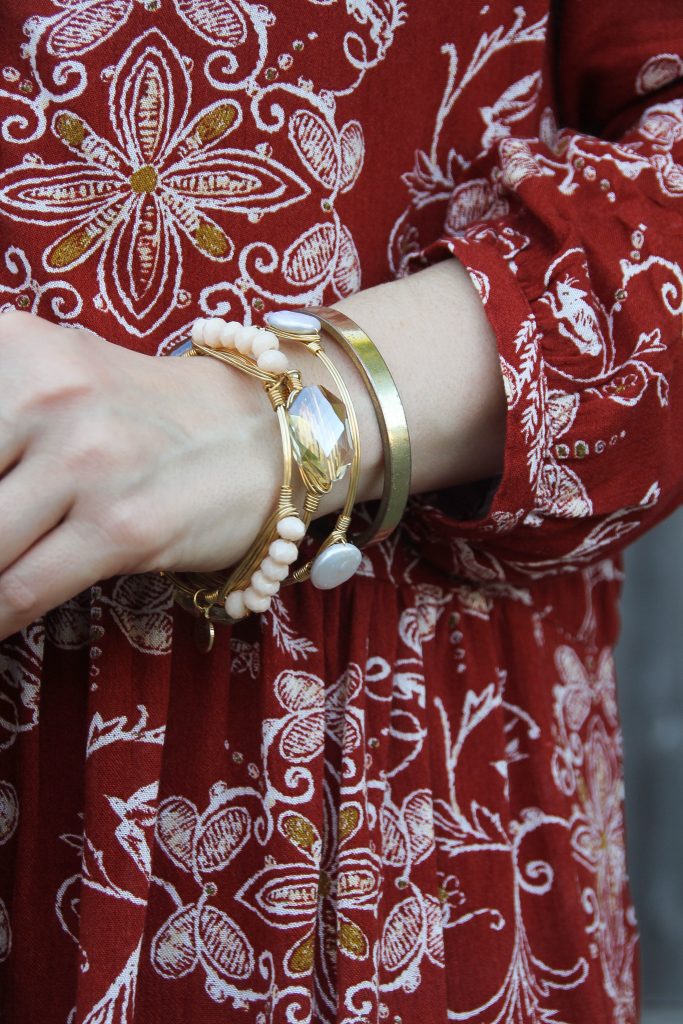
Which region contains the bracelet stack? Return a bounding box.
[162,306,411,652]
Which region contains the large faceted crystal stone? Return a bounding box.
[286,385,353,492]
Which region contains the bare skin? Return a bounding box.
[0,257,506,641]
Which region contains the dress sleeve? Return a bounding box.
[404,0,683,580]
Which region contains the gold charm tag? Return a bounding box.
[193,613,215,654]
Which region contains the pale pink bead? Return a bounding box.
[225,589,247,619]
[276,516,306,542]
[269,538,298,565]
[203,317,224,346]
[219,320,240,348]
[251,330,279,358]
[250,569,280,597]
[261,556,289,582]
[234,325,260,355]
[191,318,208,344]
[257,349,289,374]
[243,587,271,614]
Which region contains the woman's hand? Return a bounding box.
[0,311,281,641]
[0,260,507,642]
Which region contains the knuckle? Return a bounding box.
[0,574,38,618]
[101,501,156,558]
[62,423,116,476]
[34,365,90,410]
[19,339,92,414]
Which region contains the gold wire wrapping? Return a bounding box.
[161,327,363,625]
[163,304,412,634]
[264,326,364,584]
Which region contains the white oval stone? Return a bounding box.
[204,317,224,345]
[191,318,208,344]
[261,556,290,582]
[251,329,279,358]
[257,348,289,374]
[220,320,240,348]
[310,543,362,590]
[269,538,299,565]
[234,325,259,354]
[276,515,306,542]
[243,587,271,613]
[265,309,321,335]
[225,589,247,619]
[250,569,280,597]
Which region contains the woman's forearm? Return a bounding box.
[296,258,508,519]
[0,261,506,637]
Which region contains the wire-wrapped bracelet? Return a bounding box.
[163,319,317,650]
[193,314,365,592]
[262,313,366,590]
[265,308,412,548]
[162,313,364,648]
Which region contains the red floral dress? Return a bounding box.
[1,1,682,1021]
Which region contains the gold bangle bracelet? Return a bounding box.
[163,305,409,648]
[215,324,368,597]
[162,317,367,641]
[263,324,364,587]
[283,306,412,548]
[162,340,321,648]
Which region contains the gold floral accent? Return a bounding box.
[283,814,317,851]
[196,104,237,144]
[46,205,121,270]
[338,805,360,840]
[287,934,315,974]
[48,227,99,269]
[130,165,158,193]
[55,114,86,148]
[195,221,231,257]
[338,920,368,957]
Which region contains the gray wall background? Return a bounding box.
[616,506,683,1020]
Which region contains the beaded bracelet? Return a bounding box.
[164,307,411,650]
[163,313,364,648]
[164,321,315,650]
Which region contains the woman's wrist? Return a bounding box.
[163,349,283,571]
[170,255,506,573]
[310,259,506,521]
[330,259,506,496]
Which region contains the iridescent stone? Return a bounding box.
[310,543,362,589]
[286,385,352,492]
[265,309,320,335]
[172,339,194,356]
